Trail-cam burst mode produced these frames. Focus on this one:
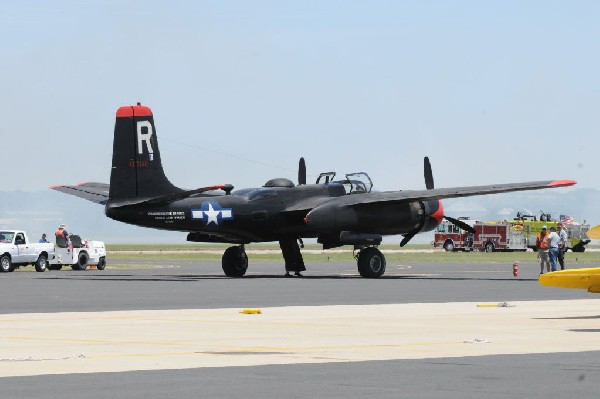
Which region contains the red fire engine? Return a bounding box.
[434,218,527,252]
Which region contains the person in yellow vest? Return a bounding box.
[536,226,550,274]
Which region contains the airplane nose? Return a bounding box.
[419,199,444,233]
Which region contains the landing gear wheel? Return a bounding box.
[485,242,495,252]
[222,246,248,277]
[96,257,106,270]
[72,252,89,271]
[443,240,454,252]
[35,254,48,272]
[0,255,12,273]
[357,247,386,278]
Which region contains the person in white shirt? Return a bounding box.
[557,223,569,270]
[547,226,560,272]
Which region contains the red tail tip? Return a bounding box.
[116,104,153,118]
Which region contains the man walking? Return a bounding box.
[536,226,551,274]
[548,226,560,272]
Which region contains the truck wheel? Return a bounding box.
[443,240,455,252]
[97,257,106,270]
[72,252,89,271]
[35,254,48,272]
[0,255,12,273]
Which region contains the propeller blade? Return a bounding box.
[445,216,476,234]
[424,157,434,190]
[298,157,306,185]
[400,232,416,247]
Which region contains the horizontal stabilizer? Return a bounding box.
[539,268,600,293]
[110,184,234,208]
[50,182,110,205]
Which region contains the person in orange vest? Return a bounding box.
[55,224,70,246]
[536,225,550,274]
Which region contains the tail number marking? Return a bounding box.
[137,121,155,161]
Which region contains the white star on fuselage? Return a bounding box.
[204,203,220,225]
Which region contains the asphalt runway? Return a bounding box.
[1,258,599,398]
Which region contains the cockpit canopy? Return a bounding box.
[317,172,373,194]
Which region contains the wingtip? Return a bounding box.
[547,179,576,187]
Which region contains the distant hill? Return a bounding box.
[1,188,598,244]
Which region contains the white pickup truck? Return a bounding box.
[0,230,107,272]
[0,230,55,272]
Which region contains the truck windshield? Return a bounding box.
[0,231,14,243]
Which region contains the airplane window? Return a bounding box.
[247,189,278,201]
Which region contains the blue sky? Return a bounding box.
[2,0,599,194]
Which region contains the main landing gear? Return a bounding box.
[221,244,386,278]
[222,245,248,277]
[355,246,386,278]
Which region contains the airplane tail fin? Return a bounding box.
[109,104,182,201]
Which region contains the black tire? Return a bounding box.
[222,246,248,277]
[485,242,495,252]
[443,240,455,252]
[35,254,48,272]
[96,257,106,270]
[0,255,12,273]
[72,251,89,271]
[357,247,386,278]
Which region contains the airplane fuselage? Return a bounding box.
[105,182,439,245]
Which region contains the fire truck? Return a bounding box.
[434,218,527,252]
[434,213,591,252]
[514,212,590,252]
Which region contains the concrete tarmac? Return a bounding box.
[0,259,599,397]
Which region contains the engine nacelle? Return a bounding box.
[306,199,443,236]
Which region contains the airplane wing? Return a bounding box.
[539,268,600,293]
[283,179,575,214]
[587,225,600,240]
[321,180,576,208]
[50,182,110,205]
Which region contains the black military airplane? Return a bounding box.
[52,104,576,278]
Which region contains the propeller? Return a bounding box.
[424,156,434,190]
[298,157,306,186]
[400,232,416,247]
[444,216,476,234]
[400,156,475,247]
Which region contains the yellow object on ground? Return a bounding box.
[476,302,513,308]
[240,308,262,314]
[539,268,600,293]
[587,224,600,240]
